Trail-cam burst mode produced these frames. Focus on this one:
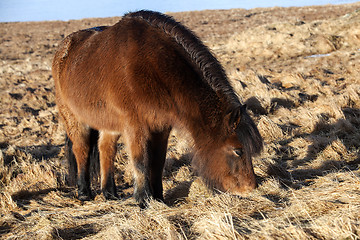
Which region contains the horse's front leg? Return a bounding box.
[127,127,170,207]
[130,144,152,207]
[146,128,171,201]
[125,127,151,207]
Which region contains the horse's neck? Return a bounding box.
[178,89,226,146]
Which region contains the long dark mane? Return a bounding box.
[124,10,240,108]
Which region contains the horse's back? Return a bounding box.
[53,16,202,131]
[52,25,129,130]
[53,26,109,77]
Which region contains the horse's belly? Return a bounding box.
[66,94,127,132]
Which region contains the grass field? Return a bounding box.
[1,3,359,239]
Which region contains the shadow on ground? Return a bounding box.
[266,107,360,189]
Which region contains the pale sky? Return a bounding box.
[0,0,358,22]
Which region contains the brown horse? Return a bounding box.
[52,10,263,206]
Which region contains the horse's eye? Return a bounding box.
[233,149,243,157]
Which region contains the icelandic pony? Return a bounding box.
[52,10,263,206]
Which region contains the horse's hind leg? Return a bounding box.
[98,131,120,200]
[58,104,95,200]
[67,125,95,200]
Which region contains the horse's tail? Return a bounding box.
[64,134,76,186]
[65,128,100,186]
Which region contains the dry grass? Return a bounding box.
[1,3,360,239]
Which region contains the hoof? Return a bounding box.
[78,192,93,201]
[135,193,153,209]
[103,190,120,200]
[138,200,148,209]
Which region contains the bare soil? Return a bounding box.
[1,3,359,239]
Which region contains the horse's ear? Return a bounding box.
[226,105,246,130]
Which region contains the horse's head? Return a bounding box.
[193,104,263,195]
